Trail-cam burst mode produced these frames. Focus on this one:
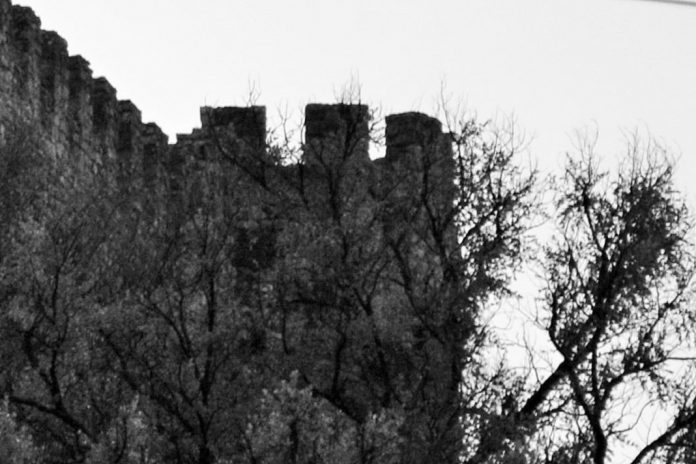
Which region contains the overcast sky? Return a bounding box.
[19,0,696,190]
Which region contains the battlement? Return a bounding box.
[66,55,92,150]
[304,103,370,166]
[0,2,163,166]
[10,4,38,30]
[0,0,456,189]
[143,122,167,175]
[200,106,266,146]
[386,113,441,153]
[304,103,369,138]
[116,99,143,165]
[385,112,451,168]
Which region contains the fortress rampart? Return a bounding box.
[0,4,466,460]
[0,0,453,182]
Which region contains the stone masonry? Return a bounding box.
[0,0,453,185]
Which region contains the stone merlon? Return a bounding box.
[117,99,143,154]
[67,55,92,89]
[9,4,40,113]
[143,122,167,148]
[40,30,67,62]
[66,55,93,148]
[118,99,142,123]
[305,103,369,139]
[200,105,266,148]
[10,4,40,64]
[92,76,117,133]
[386,112,441,150]
[303,103,370,165]
[10,5,39,40]
[385,112,445,163]
[39,30,68,125]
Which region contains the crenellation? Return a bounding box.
[142,122,167,184]
[118,99,141,121]
[0,1,12,138]
[200,105,266,149]
[385,112,442,164]
[142,122,166,150]
[9,5,40,117]
[0,0,456,203]
[116,99,143,173]
[385,112,453,172]
[91,76,117,158]
[304,103,370,166]
[67,55,93,151]
[0,0,12,76]
[39,30,68,150]
[385,112,455,221]
[9,4,38,29]
[305,104,369,137]
[92,76,117,131]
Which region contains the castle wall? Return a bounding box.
[0,3,464,456]
[66,55,93,153]
[0,0,455,198]
[0,0,154,180]
[304,103,370,167]
[200,105,266,151]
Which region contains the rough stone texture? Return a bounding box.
[142,122,167,183]
[0,0,452,196]
[200,105,266,149]
[385,112,442,160]
[304,103,370,166]
[39,30,68,140]
[66,55,93,152]
[10,5,40,118]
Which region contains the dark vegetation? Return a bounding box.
[1,105,696,464]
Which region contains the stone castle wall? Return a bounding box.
[0,4,464,455]
[0,0,167,174]
[0,0,453,182]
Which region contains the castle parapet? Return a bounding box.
[67,55,93,150]
[9,5,40,117]
[200,105,266,150]
[92,77,117,158]
[0,0,170,184]
[117,100,142,149]
[0,0,12,85]
[385,112,444,166]
[303,103,370,166]
[0,0,460,210]
[117,100,144,171]
[39,30,68,143]
[142,122,167,183]
[385,112,455,214]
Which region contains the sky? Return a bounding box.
[17,0,696,194]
